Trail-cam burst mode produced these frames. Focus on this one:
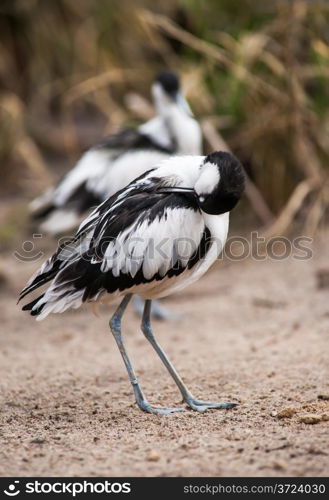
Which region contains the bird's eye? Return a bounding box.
[199,195,205,203]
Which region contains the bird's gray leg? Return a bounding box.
[109,294,184,415]
[133,296,183,321]
[141,300,238,413]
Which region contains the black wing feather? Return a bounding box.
[20,172,207,315]
[95,129,173,154]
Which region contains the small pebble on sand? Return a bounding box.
[318,394,329,401]
[299,414,322,424]
[277,407,297,419]
[147,450,160,462]
[273,459,287,471]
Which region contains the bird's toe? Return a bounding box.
[137,399,185,415]
[185,399,238,412]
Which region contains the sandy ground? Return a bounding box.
[0,234,328,477]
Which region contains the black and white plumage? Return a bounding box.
[30,71,202,235]
[20,151,245,415]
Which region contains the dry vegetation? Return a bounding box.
[0,0,329,239]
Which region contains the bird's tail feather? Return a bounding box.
[18,249,64,304]
[18,269,58,303]
[19,221,94,318]
[29,188,55,217]
[22,294,46,316]
[31,204,56,221]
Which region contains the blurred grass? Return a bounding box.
[0,0,328,235]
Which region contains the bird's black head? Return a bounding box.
[195,151,245,215]
[155,71,180,98]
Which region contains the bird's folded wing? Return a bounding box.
[20,173,207,310]
[95,196,204,280]
[52,187,207,303]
